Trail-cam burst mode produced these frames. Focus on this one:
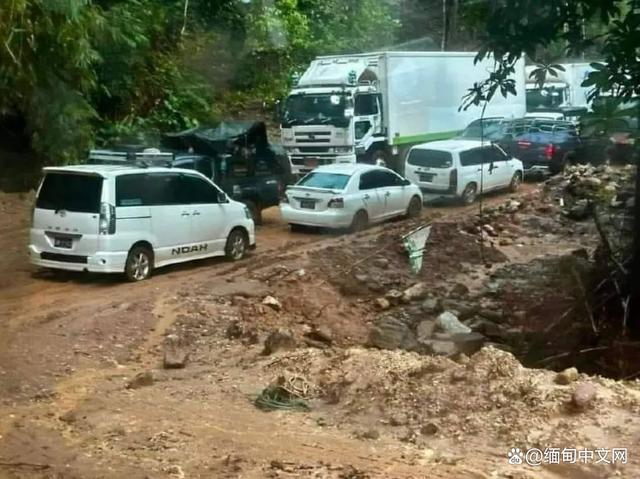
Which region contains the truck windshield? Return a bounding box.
[296,172,350,190]
[407,150,453,168]
[461,119,506,141]
[526,86,566,109]
[283,93,349,128]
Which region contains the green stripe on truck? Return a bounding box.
[392,130,460,145]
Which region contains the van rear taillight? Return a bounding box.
[544,144,556,160]
[99,203,116,235]
[449,169,458,191]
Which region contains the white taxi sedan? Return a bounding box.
[280,164,423,232]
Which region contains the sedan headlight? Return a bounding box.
[244,207,252,219]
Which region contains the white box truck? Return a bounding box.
[525,62,596,112]
[281,51,527,175]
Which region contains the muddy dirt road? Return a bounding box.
[1,183,639,479]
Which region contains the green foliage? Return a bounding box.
[464,1,638,112]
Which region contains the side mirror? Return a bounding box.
[402,178,411,186]
[217,191,229,203]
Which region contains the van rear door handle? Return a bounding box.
[181,211,190,217]
[192,211,201,216]
[363,194,370,200]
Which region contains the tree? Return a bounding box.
[463,0,640,331]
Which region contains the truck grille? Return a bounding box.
[295,131,331,144]
[298,147,330,153]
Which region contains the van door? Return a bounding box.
[118,173,192,264]
[482,146,510,190]
[181,174,228,255]
[33,172,103,256]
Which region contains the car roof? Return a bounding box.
[412,139,493,152]
[43,164,196,177]
[311,163,385,175]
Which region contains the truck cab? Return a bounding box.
[281,56,387,175]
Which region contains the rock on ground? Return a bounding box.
[163,334,189,369]
[126,371,154,389]
[555,367,579,385]
[263,329,296,355]
[571,382,597,410]
[368,316,417,351]
[435,311,472,334]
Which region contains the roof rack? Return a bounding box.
[88,149,174,167]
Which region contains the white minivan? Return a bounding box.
[29,165,255,281]
[404,140,524,204]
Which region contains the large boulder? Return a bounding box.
[368,316,417,351]
[435,311,472,334]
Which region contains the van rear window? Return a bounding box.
[407,149,453,168]
[36,173,103,213]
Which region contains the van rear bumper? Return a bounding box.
[29,245,127,273]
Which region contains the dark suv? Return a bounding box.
[164,121,293,224]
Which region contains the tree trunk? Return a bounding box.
[630,111,640,335]
[441,0,449,51]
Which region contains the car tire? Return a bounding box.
[125,246,153,282]
[349,210,369,233]
[243,200,262,226]
[406,195,422,218]
[225,228,248,261]
[508,172,522,193]
[460,183,478,205]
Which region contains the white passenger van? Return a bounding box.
[404,140,524,204]
[29,165,255,281]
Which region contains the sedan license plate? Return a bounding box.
[54,237,72,249]
[419,173,435,182]
[299,199,316,209]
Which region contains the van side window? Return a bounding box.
[116,173,183,206]
[459,149,484,167]
[182,175,220,204]
[486,146,507,163]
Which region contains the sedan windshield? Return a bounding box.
[296,172,350,190]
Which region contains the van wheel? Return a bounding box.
[508,172,522,193]
[225,229,248,261]
[406,196,422,218]
[243,200,262,225]
[125,246,153,282]
[349,210,369,233]
[461,183,477,205]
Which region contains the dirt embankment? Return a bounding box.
[1,181,639,479]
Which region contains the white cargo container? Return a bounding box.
[525,62,596,111]
[281,52,527,174]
